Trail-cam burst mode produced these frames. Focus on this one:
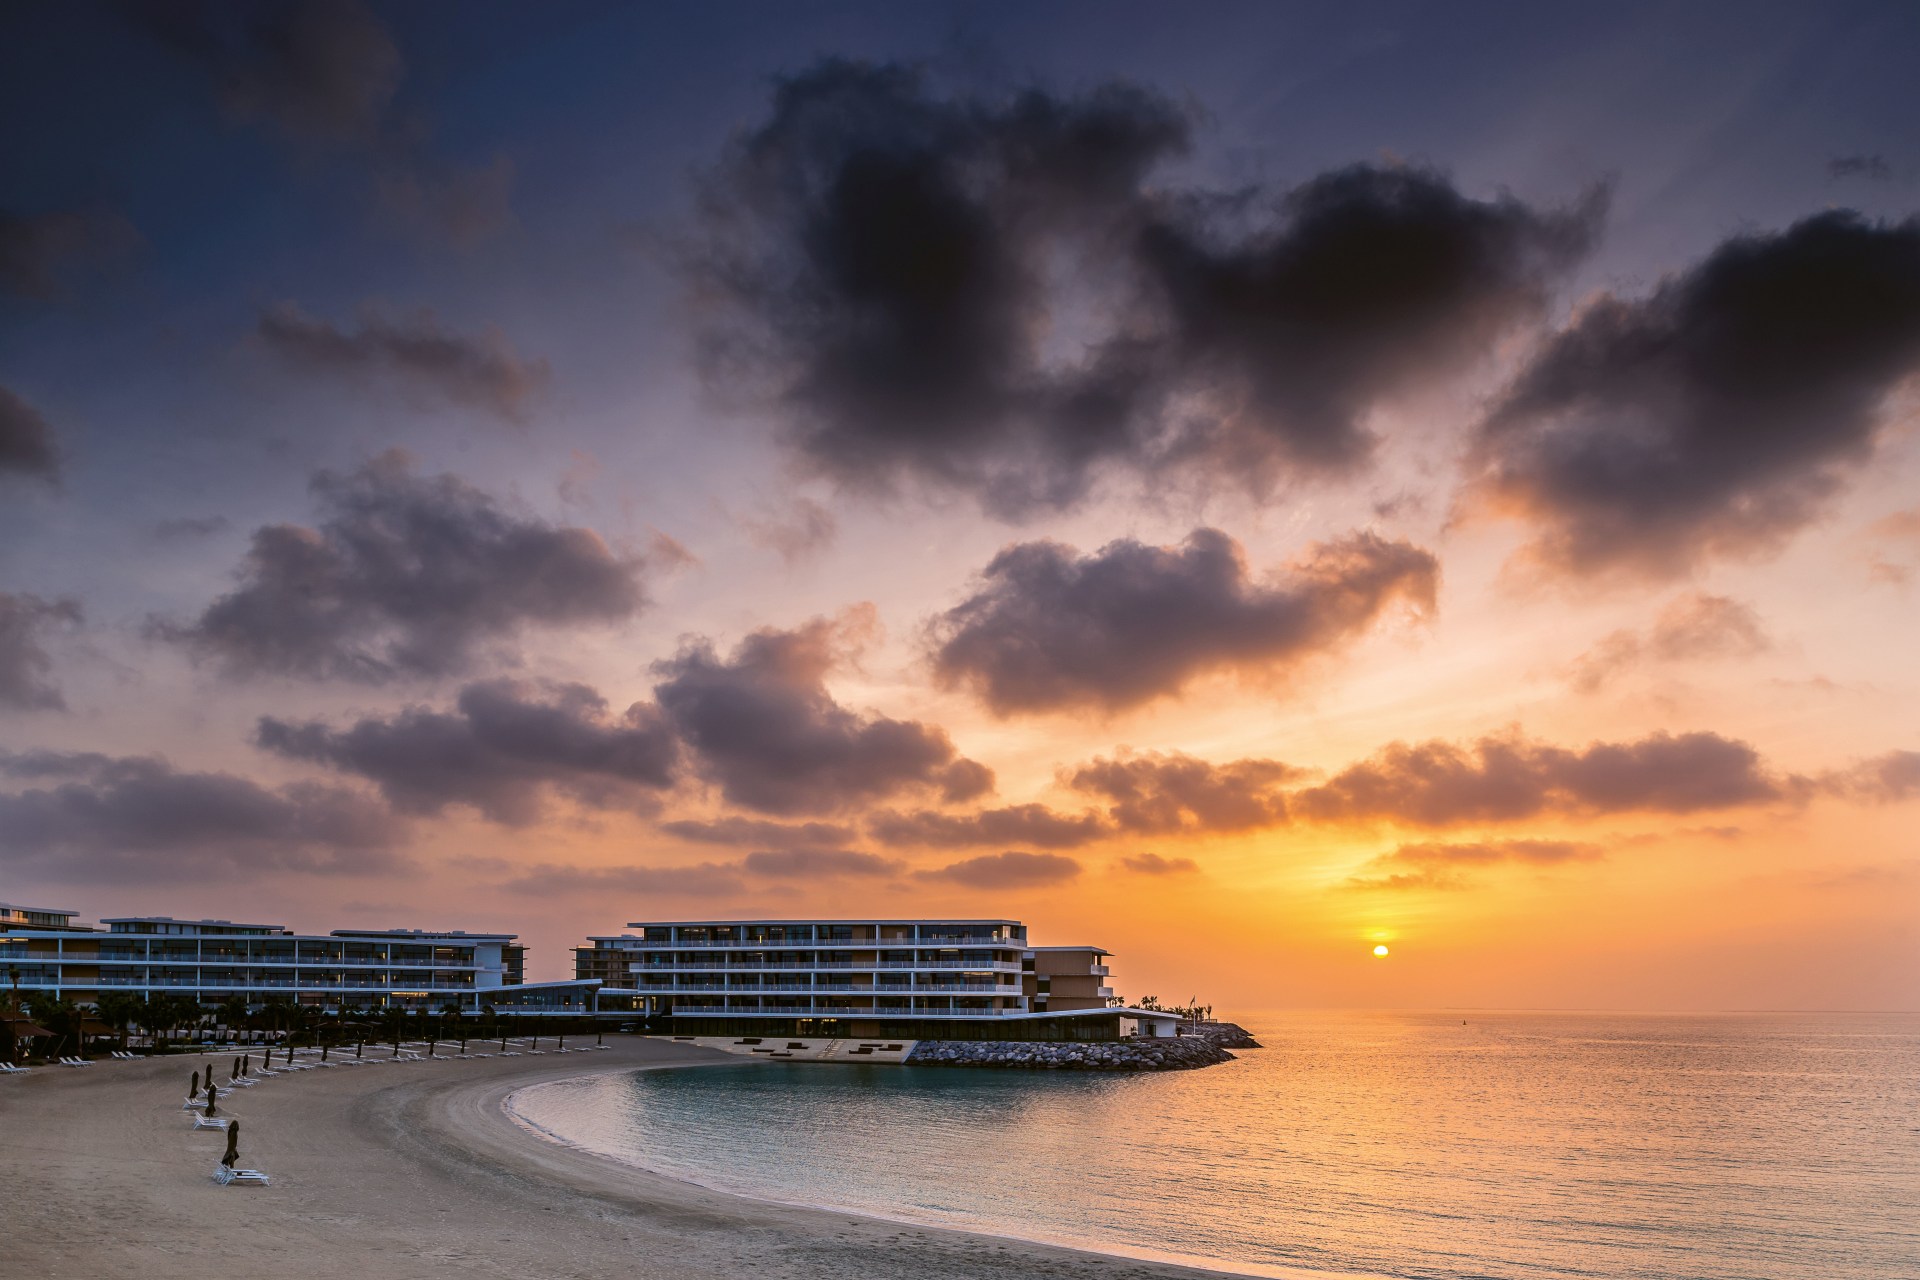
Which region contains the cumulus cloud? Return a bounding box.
[867,804,1110,849]
[694,59,1191,517]
[1068,750,1303,833]
[1294,730,1786,826]
[931,528,1438,715]
[1120,852,1199,875]
[1568,592,1770,693]
[653,615,993,815]
[0,593,82,711]
[1473,211,1920,576]
[1347,837,1604,890]
[0,750,403,879]
[256,678,678,825]
[257,303,550,422]
[0,207,141,300]
[158,451,645,682]
[740,849,906,878]
[0,385,60,481]
[914,850,1082,888]
[1132,164,1604,481]
[695,60,1600,516]
[660,817,859,848]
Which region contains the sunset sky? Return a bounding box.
[3,1,1917,1011]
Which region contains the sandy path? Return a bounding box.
[0,1040,1242,1279]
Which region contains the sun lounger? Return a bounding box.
[0,1063,27,1074]
[214,1165,270,1186]
[192,1115,231,1130]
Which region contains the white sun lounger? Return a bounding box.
[192,1115,231,1130]
[214,1165,270,1186]
[0,1063,28,1074]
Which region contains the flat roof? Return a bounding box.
[101,916,286,929]
[622,918,1024,928]
[1029,945,1111,954]
[0,902,79,915]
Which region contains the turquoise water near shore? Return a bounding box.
[510,1012,1920,1279]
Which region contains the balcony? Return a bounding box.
[673,1005,1025,1019]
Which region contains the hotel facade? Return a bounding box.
[575,918,1140,1040]
[1,902,623,1017]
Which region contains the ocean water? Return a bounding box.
[508,1012,1920,1279]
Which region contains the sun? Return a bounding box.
[1372,944,1390,957]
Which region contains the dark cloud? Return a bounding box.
[1294,730,1786,826]
[257,302,550,422]
[255,677,678,825]
[695,59,1193,517]
[695,62,1602,515]
[1473,211,1920,576]
[0,385,61,480]
[1119,852,1199,875]
[932,528,1436,715]
[118,1,513,246]
[0,750,403,880]
[120,0,401,143]
[653,616,993,815]
[1827,155,1893,182]
[740,849,906,879]
[914,850,1082,888]
[157,451,645,682]
[501,861,745,898]
[1068,750,1303,833]
[1132,164,1604,480]
[1569,593,1770,693]
[1347,837,1603,890]
[0,593,82,711]
[660,817,859,848]
[0,207,141,300]
[867,804,1110,849]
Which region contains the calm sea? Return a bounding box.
[508,1012,1920,1279]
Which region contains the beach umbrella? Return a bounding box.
[242,1053,251,1075]
[191,1069,200,1097]
[355,1039,363,1060]
[321,1041,329,1062]
[557,1029,566,1051]
[204,1081,217,1118]
[596,1027,604,1046]
[231,1056,240,1081]
[222,1119,240,1169]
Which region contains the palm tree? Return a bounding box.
[96,990,139,1051]
[34,995,81,1059]
[218,993,252,1043]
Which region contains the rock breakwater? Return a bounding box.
[905,1038,1233,1071]
[1178,1020,1263,1049]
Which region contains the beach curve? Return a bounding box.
[0,1038,1249,1279]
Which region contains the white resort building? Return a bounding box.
[575,918,1166,1040]
[1,902,630,1017]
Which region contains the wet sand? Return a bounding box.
[0,1038,1243,1279]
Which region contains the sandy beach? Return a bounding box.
[0,1039,1243,1280]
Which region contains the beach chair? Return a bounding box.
[214,1165,270,1186]
[192,1115,231,1130]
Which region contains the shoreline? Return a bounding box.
[0,1036,1273,1280]
[501,1064,1327,1280]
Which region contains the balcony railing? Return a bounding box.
[673,1005,1025,1018]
